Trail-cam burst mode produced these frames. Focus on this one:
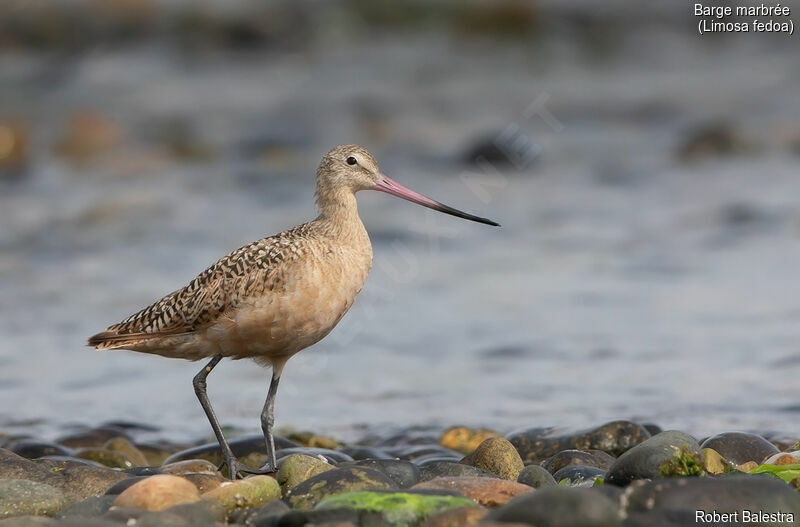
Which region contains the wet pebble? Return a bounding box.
[486,487,620,526]
[160,459,221,476]
[0,479,67,518]
[338,445,393,460]
[73,448,134,469]
[104,476,151,495]
[55,427,130,449]
[459,437,524,480]
[421,505,488,527]
[507,420,650,463]
[418,461,496,482]
[5,441,72,460]
[517,464,557,488]
[541,449,615,474]
[180,473,225,493]
[55,495,115,520]
[284,466,397,510]
[389,445,463,461]
[277,453,335,493]
[413,476,533,507]
[622,475,800,526]
[439,426,501,455]
[228,498,289,526]
[103,437,149,467]
[340,459,420,488]
[606,430,701,486]
[275,446,353,464]
[552,465,606,486]
[700,432,780,465]
[201,475,280,515]
[112,474,201,511]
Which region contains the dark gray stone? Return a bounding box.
[606,431,701,486]
[622,475,800,526]
[274,447,353,464]
[284,466,397,509]
[387,445,463,461]
[486,487,620,526]
[6,441,73,460]
[0,479,67,518]
[508,421,651,463]
[700,432,780,465]
[229,498,290,526]
[338,445,393,460]
[340,459,420,488]
[418,461,496,482]
[553,465,606,486]
[56,495,116,519]
[517,464,558,488]
[542,450,616,474]
[104,476,152,495]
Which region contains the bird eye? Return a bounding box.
[346,156,357,165]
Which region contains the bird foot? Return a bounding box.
[218,455,276,479]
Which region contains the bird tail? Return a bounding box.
[87,331,154,350]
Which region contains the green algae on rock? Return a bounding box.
[315,490,476,526]
[285,466,397,510]
[201,475,281,515]
[659,445,705,478]
[277,454,335,495]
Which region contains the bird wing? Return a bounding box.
[87,231,302,349]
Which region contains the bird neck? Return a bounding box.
[315,187,364,235]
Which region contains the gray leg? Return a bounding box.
[193,354,247,479]
[259,369,281,472]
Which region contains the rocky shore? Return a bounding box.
[0,420,798,526]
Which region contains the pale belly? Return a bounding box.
[202,248,371,362]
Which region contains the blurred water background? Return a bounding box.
[1,0,799,443]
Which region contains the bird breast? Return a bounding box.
[206,236,373,360]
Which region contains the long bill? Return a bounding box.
[373,174,500,227]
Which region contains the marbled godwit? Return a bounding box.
[88,145,498,478]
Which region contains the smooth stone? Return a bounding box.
[459,437,524,480]
[160,459,221,476]
[552,466,606,486]
[123,467,163,477]
[340,459,420,488]
[389,445,464,461]
[55,495,115,519]
[0,479,67,518]
[606,431,701,486]
[541,450,616,474]
[517,465,557,488]
[275,447,354,464]
[421,505,488,527]
[315,490,476,526]
[764,452,799,465]
[134,443,175,467]
[44,463,129,502]
[201,475,281,515]
[0,449,53,481]
[133,503,218,527]
[56,427,130,449]
[418,461,496,482]
[103,437,149,467]
[701,448,731,475]
[0,518,58,527]
[507,420,651,464]
[700,432,780,465]
[274,508,359,526]
[622,475,800,525]
[161,435,299,474]
[285,466,397,510]
[276,454,335,494]
[486,487,621,526]
[104,476,151,495]
[228,498,289,526]
[6,441,73,460]
[34,456,105,468]
[112,475,201,511]
[642,424,663,436]
[281,431,342,450]
[338,445,394,460]
[412,454,463,466]
[73,448,134,469]
[180,473,225,493]
[440,427,501,455]
[413,476,533,507]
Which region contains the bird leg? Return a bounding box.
[257,369,282,473]
[192,354,248,480]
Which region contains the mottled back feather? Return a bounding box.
[88,222,317,348]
